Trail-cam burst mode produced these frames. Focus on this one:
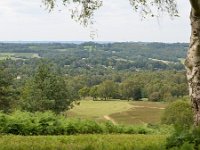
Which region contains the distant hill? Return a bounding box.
[0,42,188,72]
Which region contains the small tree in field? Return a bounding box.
[97,80,117,100]
[78,87,90,99]
[148,92,161,102]
[89,86,98,100]
[120,81,142,100]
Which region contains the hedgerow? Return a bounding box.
[0,111,153,135]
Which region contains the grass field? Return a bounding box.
[66,100,167,125]
[0,134,166,150]
[0,53,40,60]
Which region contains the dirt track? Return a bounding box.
[104,115,117,124]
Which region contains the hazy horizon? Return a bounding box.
[0,40,189,44]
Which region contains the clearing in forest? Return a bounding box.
[66,100,167,125]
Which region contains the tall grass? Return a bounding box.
[0,134,166,150]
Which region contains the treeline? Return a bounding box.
[0,42,189,114]
[78,71,188,101]
[0,60,77,114]
[0,42,187,73]
[0,59,188,114]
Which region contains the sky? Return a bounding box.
[0,0,191,42]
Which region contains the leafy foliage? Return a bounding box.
[120,80,142,100]
[162,100,193,129]
[42,0,178,26]
[97,80,118,100]
[0,111,154,135]
[0,62,17,113]
[166,127,200,150]
[89,85,98,100]
[79,87,90,98]
[43,0,103,27]
[129,0,178,18]
[21,62,76,113]
[149,92,161,102]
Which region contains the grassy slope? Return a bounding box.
[0,135,166,150]
[67,100,167,125]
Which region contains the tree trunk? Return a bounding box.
[185,7,200,126]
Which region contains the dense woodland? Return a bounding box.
[0,42,187,73]
[0,42,188,113]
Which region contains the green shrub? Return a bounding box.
[161,100,200,149]
[148,92,161,102]
[0,112,8,133]
[0,111,154,135]
[161,100,193,129]
[166,126,200,150]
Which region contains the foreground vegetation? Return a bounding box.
[0,98,197,149]
[0,111,157,135]
[0,100,197,150]
[0,42,197,149]
[0,134,166,150]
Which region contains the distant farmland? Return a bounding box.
[0,53,40,60]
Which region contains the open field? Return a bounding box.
[178,58,185,64]
[0,53,40,60]
[148,58,173,64]
[0,134,166,150]
[67,100,167,125]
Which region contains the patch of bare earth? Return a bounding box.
[104,115,117,125]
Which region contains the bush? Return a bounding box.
[162,100,198,149]
[161,100,193,129]
[166,126,200,150]
[0,111,154,135]
[148,92,161,102]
